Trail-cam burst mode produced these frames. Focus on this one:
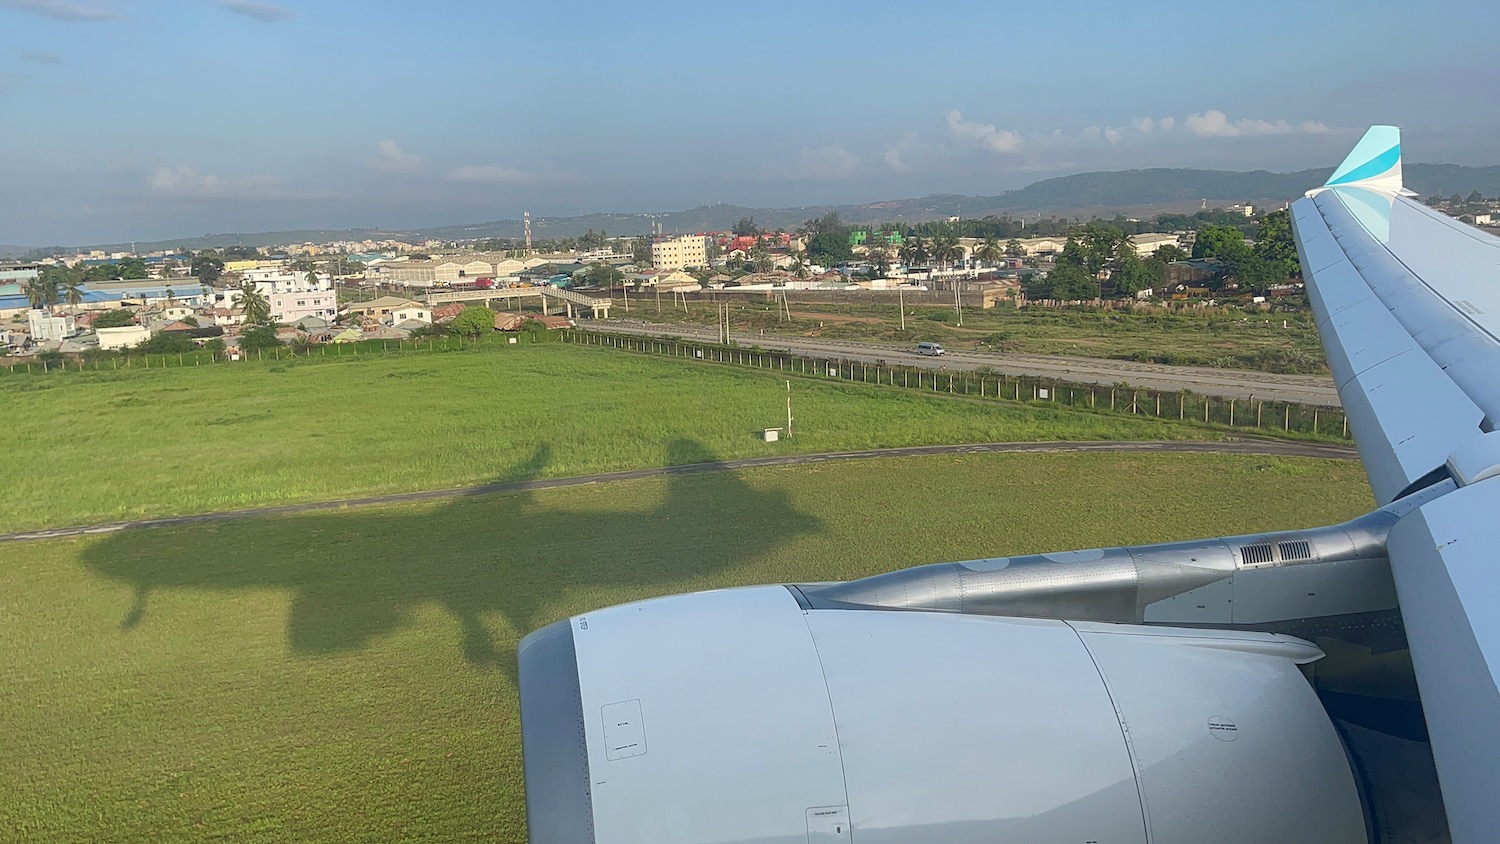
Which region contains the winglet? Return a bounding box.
[1307,125,1411,197]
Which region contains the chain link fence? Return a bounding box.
[562,329,1350,441]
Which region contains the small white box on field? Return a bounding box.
[1038,388,1050,399]
[763,428,781,442]
[508,337,518,344]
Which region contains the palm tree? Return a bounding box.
[899,236,928,268]
[62,278,84,308]
[791,250,810,279]
[865,243,891,277]
[237,280,272,325]
[23,278,52,310]
[931,234,962,270]
[975,236,1002,267]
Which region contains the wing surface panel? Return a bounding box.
[1386,479,1500,843]
[1292,194,1485,503]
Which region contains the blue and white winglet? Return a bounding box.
[1293,128,1500,844]
[1306,124,1415,198]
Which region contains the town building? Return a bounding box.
[0,263,42,285]
[96,325,151,350]
[268,290,338,324]
[1130,233,1185,256]
[348,296,425,323]
[386,302,431,326]
[27,309,75,342]
[651,235,708,270]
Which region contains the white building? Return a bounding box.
[239,268,333,295]
[207,287,338,324]
[651,235,708,270]
[27,309,75,342]
[386,303,431,326]
[1130,233,1184,257]
[96,325,151,350]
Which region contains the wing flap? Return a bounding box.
[1387,480,1500,844]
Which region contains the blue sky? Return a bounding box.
[2,0,1497,245]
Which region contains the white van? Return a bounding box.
[916,342,946,356]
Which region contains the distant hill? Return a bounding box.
[35,162,1500,255]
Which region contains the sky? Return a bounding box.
[2,0,1498,246]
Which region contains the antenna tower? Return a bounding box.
[523,211,533,254]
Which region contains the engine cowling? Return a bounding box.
[519,585,1367,844]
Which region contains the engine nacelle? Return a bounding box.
[520,585,1368,844]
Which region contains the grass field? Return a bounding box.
[638,299,1328,373]
[0,451,1374,842]
[3,343,1210,533]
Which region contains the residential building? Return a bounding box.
[268,290,338,324]
[240,268,333,295]
[27,309,75,342]
[349,296,424,323]
[651,235,708,270]
[387,303,431,326]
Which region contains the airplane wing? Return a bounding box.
[1292,126,1500,843]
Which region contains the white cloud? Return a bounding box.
[149,166,281,199]
[1131,117,1156,134]
[0,0,117,22]
[883,146,909,172]
[1103,127,1123,144]
[215,0,294,23]
[1183,109,1330,138]
[1159,116,1175,132]
[447,164,580,186]
[367,140,423,175]
[945,109,1023,154]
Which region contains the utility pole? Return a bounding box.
[785,380,793,438]
[954,282,963,326]
[898,285,905,331]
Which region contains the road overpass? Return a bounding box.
[422,286,612,319]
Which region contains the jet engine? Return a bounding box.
[519,585,1368,844]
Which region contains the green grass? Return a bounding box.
[638,298,1329,373]
[3,343,1211,533]
[0,451,1373,842]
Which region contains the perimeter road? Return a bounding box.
[1,439,1357,543]
[590,321,1342,406]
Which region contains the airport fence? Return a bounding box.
[562,329,1351,441]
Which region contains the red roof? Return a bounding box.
[493,312,527,331]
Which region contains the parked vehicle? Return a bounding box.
[916,342,946,356]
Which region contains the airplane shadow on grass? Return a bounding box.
[79,439,822,682]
